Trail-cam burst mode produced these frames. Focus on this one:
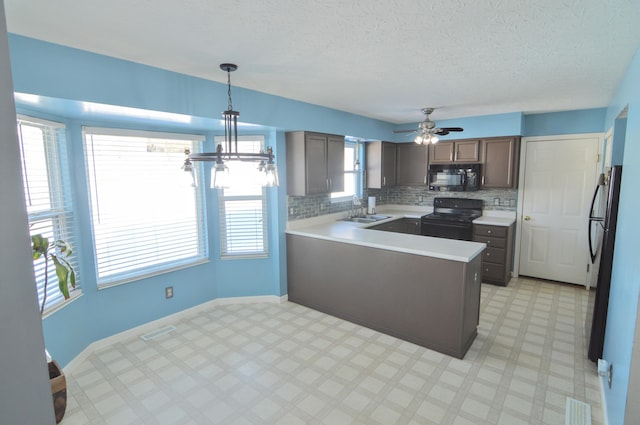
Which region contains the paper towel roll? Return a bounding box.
[367,196,376,214]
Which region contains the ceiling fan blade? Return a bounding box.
[434,129,450,136]
[393,129,418,134]
[440,127,464,132]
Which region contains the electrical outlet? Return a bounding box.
[165,286,173,299]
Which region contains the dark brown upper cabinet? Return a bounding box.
[429,140,480,164]
[396,143,429,186]
[480,137,519,188]
[286,131,345,196]
[366,141,396,189]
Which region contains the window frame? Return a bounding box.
[215,135,269,259]
[83,127,208,288]
[17,115,81,315]
[330,140,363,202]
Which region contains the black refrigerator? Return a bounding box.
[587,165,623,362]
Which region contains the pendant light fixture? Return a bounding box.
[183,63,279,189]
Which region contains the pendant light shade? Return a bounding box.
[212,162,230,189]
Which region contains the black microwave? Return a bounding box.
[428,163,480,191]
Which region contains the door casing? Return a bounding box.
[514,133,604,286]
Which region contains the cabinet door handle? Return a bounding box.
[482,176,485,186]
[383,176,386,186]
[326,179,330,190]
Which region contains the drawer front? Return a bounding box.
[483,246,505,264]
[474,225,507,238]
[473,236,506,249]
[481,262,506,281]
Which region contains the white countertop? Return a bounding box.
[286,205,486,263]
[473,210,516,226]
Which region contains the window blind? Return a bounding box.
[83,127,207,286]
[216,136,268,258]
[17,116,79,312]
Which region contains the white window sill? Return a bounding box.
[221,253,269,260]
[97,258,210,290]
[42,290,83,319]
[330,195,355,204]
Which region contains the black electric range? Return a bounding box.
[420,198,483,241]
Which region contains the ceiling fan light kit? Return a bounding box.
[395,107,464,144]
[415,133,439,144]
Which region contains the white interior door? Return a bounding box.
[518,135,601,285]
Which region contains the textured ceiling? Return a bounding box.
[5,0,640,123]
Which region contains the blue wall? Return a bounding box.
[601,47,640,425]
[8,34,398,366]
[393,109,606,141]
[522,108,606,136]
[9,36,640,425]
[394,112,524,142]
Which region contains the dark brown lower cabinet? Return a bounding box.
[286,234,482,359]
[472,223,514,286]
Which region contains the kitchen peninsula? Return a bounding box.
[286,208,486,359]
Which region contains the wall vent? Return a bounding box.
[565,397,592,425]
[140,325,176,341]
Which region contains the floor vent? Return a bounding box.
[140,325,176,341]
[566,397,592,425]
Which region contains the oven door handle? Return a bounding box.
[420,220,472,230]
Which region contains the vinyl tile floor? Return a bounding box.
[61,277,603,424]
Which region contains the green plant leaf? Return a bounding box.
[31,234,49,259]
[54,239,72,256]
[56,256,76,290]
[51,254,70,299]
[69,269,76,290]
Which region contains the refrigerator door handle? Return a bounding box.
[588,184,602,264]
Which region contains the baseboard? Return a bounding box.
[63,294,288,375]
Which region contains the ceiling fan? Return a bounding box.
[394,107,464,144]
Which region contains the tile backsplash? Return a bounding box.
[287,186,517,221]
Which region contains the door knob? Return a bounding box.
[524,215,531,221]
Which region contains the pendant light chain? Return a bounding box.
[227,69,233,112]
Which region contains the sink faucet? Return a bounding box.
[351,195,362,218]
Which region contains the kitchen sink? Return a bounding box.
[340,214,391,223]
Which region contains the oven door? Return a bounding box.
[420,220,473,241]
